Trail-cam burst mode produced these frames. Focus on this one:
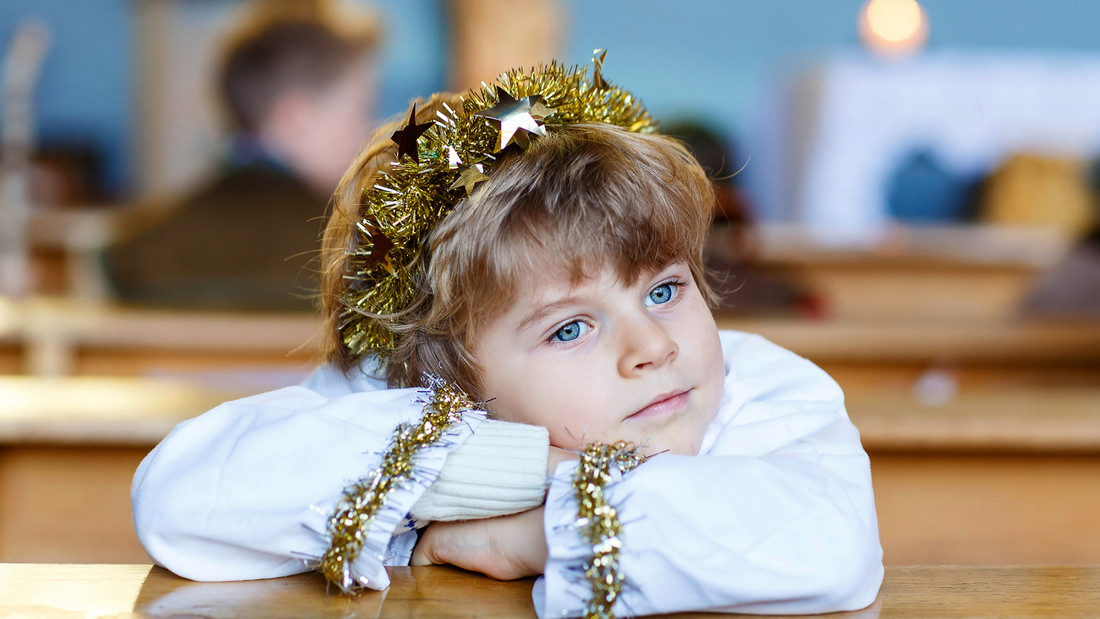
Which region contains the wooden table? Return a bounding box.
[1,564,1098,618]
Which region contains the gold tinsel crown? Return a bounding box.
[339,52,656,361]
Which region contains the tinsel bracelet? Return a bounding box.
[317,377,476,592]
[571,441,645,619]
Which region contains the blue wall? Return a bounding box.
[0,0,444,199]
[371,0,447,120]
[563,0,1100,136]
[7,0,1100,198]
[0,0,133,196]
[562,0,1100,217]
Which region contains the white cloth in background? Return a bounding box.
[798,53,1100,244]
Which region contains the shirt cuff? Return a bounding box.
[410,419,550,521]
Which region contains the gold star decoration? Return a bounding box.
[529,98,554,121]
[360,218,397,276]
[449,164,489,195]
[473,87,553,151]
[592,48,608,89]
[390,105,434,163]
[341,60,656,362]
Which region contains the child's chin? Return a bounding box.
[640,439,697,457]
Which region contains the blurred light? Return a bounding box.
[859,0,928,58]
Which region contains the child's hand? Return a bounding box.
[410,507,547,580]
[409,444,569,578]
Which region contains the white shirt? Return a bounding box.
[132,330,883,616]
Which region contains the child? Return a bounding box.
[105,3,378,311]
[132,59,883,618]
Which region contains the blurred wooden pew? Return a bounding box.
[2,218,1098,568]
[745,222,1069,323]
[3,297,1096,377]
[3,378,1097,565]
[0,376,251,563]
[720,317,1100,364]
[0,297,318,376]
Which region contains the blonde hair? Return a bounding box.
[322,96,715,398]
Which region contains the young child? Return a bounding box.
[132,59,883,618]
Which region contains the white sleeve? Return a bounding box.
[539,332,883,617]
[410,420,550,521]
[131,365,483,590]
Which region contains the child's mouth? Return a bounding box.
[627,389,691,420]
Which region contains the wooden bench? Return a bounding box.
[4,298,1098,376]
[0,376,249,563]
[744,222,1069,323]
[0,297,318,376]
[2,371,1098,566]
[2,299,1098,565]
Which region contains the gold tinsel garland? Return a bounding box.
[318,377,475,592]
[340,54,656,364]
[572,441,645,619]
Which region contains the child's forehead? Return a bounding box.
[504,256,670,310]
[470,234,689,335]
[515,254,623,292]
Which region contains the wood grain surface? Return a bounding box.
[2,564,1099,618]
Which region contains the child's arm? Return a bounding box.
[409,426,563,522]
[131,369,551,590]
[535,332,883,616]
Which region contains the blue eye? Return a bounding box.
[646,282,676,306]
[551,321,587,342]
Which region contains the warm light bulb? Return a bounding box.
[859,0,929,57]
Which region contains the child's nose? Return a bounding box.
[617,315,679,377]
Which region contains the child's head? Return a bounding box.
[218,3,380,190]
[322,64,726,454]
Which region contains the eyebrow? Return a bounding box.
[517,296,583,333]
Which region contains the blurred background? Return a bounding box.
[0,0,1097,572]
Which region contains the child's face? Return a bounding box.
[473,260,725,456]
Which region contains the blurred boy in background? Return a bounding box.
[104,1,379,311]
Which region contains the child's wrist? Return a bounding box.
[508,507,549,576]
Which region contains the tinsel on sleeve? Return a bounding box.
[571,441,645,619]
[317,377,476,592]
[339,55,656,366]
